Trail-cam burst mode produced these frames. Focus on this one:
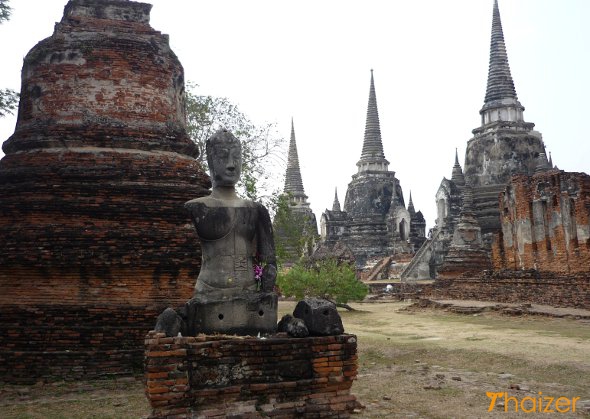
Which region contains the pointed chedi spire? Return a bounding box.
[548,151,553,168]
[480,0,525,126]
[332,188,341,212]
[408,191,416,216]
[534,152,551,174]
[283,118,309,207]
[357,70,389,173]
[451,148,466,187]
[485,0,517,103]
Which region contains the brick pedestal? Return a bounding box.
[145,332,359,418]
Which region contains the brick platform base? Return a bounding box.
[432,273,590,309]
[144,332,359,418]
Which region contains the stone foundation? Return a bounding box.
[366,281,435,298]
[145,332,359,418]
[432,272,590,309]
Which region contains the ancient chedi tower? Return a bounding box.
[464,0,546,239]
[0,0,209,383]
[402,0,547,281]
[273,119,318,263]
[339,70,416,266]
[283,119,316,220]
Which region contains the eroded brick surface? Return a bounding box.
[0,0,209,382]
[144,333,359,418]
[493,171,590,274]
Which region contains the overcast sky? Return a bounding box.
[1,0,589,230]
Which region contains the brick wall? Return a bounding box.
[493,171,590,274]
[431,272,590,309]
[145,332,359,418]
[0,304,164,383]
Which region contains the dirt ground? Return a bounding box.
[1,300,589,418]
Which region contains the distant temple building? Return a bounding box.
[318,71,425,268]
[403,0,549,280]
[273,120,318,264]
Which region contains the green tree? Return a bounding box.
[185,83,284,202]
[272,193,319,267]
[0,0,10,23]
[0,88,18,118]
[277,258,368,310]
[0,0,18,118]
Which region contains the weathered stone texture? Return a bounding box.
[465,130,545,236]
[293,298,344,336]
[144,332,359,418]
[0,0,209,382]
[344,171,399,262]
[493,171,590,274]
[438,187,491,277]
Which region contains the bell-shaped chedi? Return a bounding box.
[0,0,209,383]
[343,70,400,263]
[464,0,546,238]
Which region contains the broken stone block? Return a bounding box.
[154,307,184,337]
[277,314,309,338]
[293,298,344,336]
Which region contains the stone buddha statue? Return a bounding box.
[183,129,278,335]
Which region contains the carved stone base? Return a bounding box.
[186,291,278,335]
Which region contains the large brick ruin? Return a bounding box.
[0,0,209,383]
[422,169,590,309]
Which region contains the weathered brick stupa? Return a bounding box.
[0,0,209,383]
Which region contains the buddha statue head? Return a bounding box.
[206,129,242,188]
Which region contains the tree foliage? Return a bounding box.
[185,83,284,202]
[0,1,18,119]
[0,88,18,118]
[272,193,319,267]
[277,258,368,306]
[0,0,10,23]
